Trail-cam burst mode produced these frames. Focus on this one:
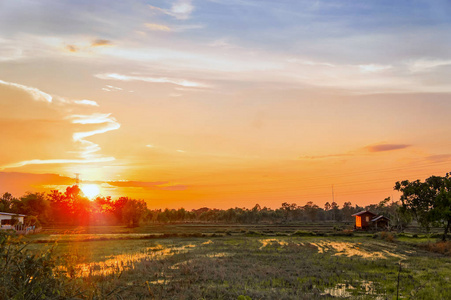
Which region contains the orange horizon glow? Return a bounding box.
[80,184,101,200]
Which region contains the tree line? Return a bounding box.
[1,185,404,228]
[1,172,450,240]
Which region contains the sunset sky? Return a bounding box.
[1,0,451,209]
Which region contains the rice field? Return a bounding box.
[26,228,451,299]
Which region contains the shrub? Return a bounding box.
[0,233,127,299]
[422,241,451,256]
[380,231,395,242]
[0,234,70,299]
[291,230,316,237]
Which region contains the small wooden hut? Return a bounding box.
[352,210,390,230]
[352,211,376,229]
[371,215,390,230]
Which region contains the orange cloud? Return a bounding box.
[91,39,114,47]
[66,44,79,52]
[365,144,410,152]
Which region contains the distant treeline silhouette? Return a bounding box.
[0,185,410,228]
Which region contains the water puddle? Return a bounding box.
[322,281,384,299]
[322,283,354,297]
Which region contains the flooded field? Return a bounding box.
[58,243,197,277]
[43,233,164,242]
[28,234,451,299]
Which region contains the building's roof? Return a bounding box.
[351,210,376,217]
[0,212,26,217]
[371,215,390,222]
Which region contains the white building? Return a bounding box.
[0,212,26,230]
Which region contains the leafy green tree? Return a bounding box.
[395,173,451,240]
[303,201,320,222]
[324,202,331,211]
[0,192,17,212]
[341,201,354,222]
[18,192,50,225]
[122,198,148,227]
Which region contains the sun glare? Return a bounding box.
[81,184,100,200]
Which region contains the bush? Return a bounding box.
[291,230,316,237]
[0,234,71,299]
[422,241,451,256]
[0,233,128,299]
[380,231,395,242]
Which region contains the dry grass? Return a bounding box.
[422,241,451,256]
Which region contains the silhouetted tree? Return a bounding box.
[0,193,16,212]
[18,192,50,225]
[395,173,451,240]
[122,198,148,227]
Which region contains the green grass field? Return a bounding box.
[23,225,451,299]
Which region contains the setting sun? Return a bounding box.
[80,184,100,200]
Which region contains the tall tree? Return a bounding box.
[395,173,451,240]
[18,192,50,225]
[0,193,16,212]
[122,198,148,227]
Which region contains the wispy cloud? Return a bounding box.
[0,38,23,61]
[149,0,194,20]
[73,99,99,106]
[107,180,187,191]
[408,59,451,73]
[66,44,79,53]
[425,154,451,163]
[70,113,116,125]
[143,23,202,32]
[0,157,114,170]
[300,153,351,160]
[91,39,114,47]
[287,58,335,68]
[69,113,120,159]
[145,23,171,31]
[0,80,120,170]
[301,142,411,159]
[365,143,410,152]
[95,73,209,88]
[359,64,392,73]
[0,79,52,103]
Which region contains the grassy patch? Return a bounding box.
[18,225,451,299]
